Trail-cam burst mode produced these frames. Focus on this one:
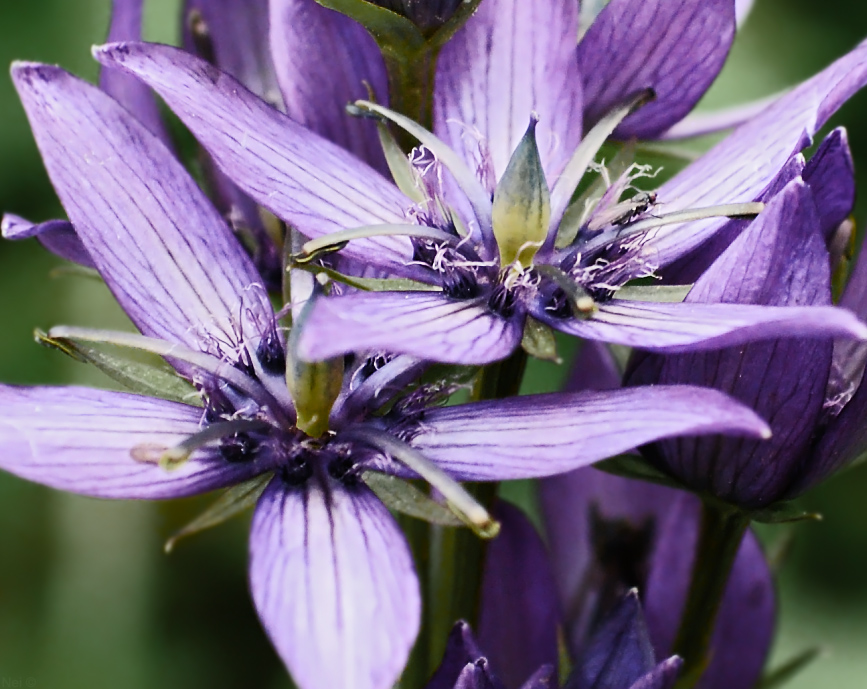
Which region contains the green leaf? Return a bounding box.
[36,330,200,406]
[616,284,693,303]
[594,454,687,490]
[428,0,484,47]
[377,120,425,202]
[756,647,823,689]
[750,501,823,524]
[521,317,561,363]
[362,472,464,527]
[164,474,272,553]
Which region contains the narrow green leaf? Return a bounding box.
[521,317,561,363]
[750,501,823,524]
[428,0,484,47]
[36,330,200,406]
[756,647,823,689]
[595,454,686,490]
[377,120,425,201]
[615,284,693,303]
[296,263,442,293]
[362,472,464,527]
[164,474,272,553]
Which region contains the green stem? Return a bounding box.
[672,499,750,689]
[383,47,437,149]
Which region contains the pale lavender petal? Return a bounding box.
[455,660,501,689]
[183,0,281,106]
[99,0,170,143]
[406,386,770,481]
[651,38,867,266]
[644,180,836,505]
[1,213,94,267]
[94,41,417,275]
[802,128,855,240]
[536,298,867,353]
[297,292,523,366]
[12,62,264,350]
[270,0,388,172]
[478,501,560,689]
[249,475,420,689]
[434,0,582,179]
[644,497,775,689]
[0,385,273,499]
[578,0,735,139]
[658,92,781,140]
[735,0,755,25]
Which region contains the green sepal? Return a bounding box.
[377,120,425,202]
[35,329,200,406]
[521,317,561,363]
[314,0,424,55]
[362,471,464,527]
[756,647,823,689]
[492,117,550,268]
[615,284,693,303]
[750,501,822,524]
[164,473,272,553]
[594,454,688,490]
[49,265,103,282]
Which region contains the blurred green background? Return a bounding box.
[1,1,867,687]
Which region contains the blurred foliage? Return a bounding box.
[1,1,867,688]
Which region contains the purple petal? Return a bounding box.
[1,213,94,267]
[249,475,420,689]
[578,0,735,139]
[455,660,501,689]
[183,0,281,106]
[659,93,781,140]
[802,128,855,241]
[99,0,170,143]
[565,340,622,393]
[536,298,867,353]
[426,622,488,689]
[94,41,418,276]
[651,38,867,266]
[0,385,272,499]
[644,497,775,689]
[297,292,524,366]
[434,0,582,179]
[270,0,388,172]
[629,658,682,689]
[519,666,555,689]
[12,62,264,350]
[828,241,867,404]
[478,501,560,689]
[569,591,655,689]
[406,385,770,482]
[639,180,837,505]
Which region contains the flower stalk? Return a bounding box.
[672,498,750,689]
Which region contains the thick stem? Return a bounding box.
[672,499,750,689]
[383,47,437,150]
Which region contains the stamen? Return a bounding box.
[131,418,270,470]
[339,426,500,539]
[579,202,765,254]
[298,223,459,259]
[549,90,654,227]
[534,264,597,317]
[350,100,494,233]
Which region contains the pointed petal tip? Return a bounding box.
[10,60,60,87]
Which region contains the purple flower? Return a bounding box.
[92,0,867,367]
[626,149,867,507]
[427,592,681,689]
[4,59,777,689]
